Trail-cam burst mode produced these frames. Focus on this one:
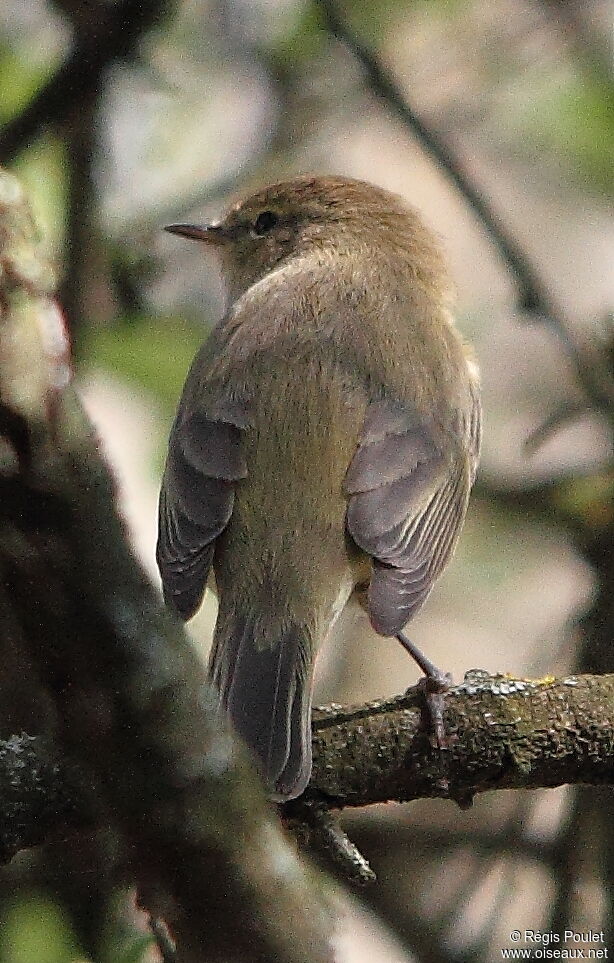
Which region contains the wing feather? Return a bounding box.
[156,405,248,620]
[346,400,473,636]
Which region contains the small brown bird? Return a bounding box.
[158,175,481,800]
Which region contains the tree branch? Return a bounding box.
[0,733,96,864]
[307,671,614,809]
[0,167,334,963]
[0,0,173,164]
[1,671,612,867]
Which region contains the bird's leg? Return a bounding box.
[396,631,452,749]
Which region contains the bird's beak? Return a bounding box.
[164,222,228,245]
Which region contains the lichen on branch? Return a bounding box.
[307,671,614,809]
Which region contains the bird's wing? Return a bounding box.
[467,375,482,484]
[156,400,249,620]
[345,399,474,636]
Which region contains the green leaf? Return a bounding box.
[82,315,206,413]
[0,48,58,124]
[0,896,82,963]
[519,75,614,195]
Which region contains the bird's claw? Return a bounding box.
[396,632,454,749]
[416,673,453,749]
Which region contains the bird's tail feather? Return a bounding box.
[209,611,314,800]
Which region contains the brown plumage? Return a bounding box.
[157,175,481,800]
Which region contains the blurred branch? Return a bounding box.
[115,4,311,241]
[523,401,595,454]
[1,157,612,941]
[0,167,333,963]
[0,0,176,349]
[314,0,614,417]
[474,476,590,539]
[311,4,613,951]
[350,814,558,867]
[0,733,96,864]
[536,0,614,85]
[59,88,107,351]
[150,918,177,963]
[0,0,173,165]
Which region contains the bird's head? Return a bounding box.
[166,174,448,302]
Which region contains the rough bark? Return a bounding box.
[1,671,612,868]
[0,168,334,963]
[308,671,614,808]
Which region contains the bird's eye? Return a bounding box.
[253,210,278,235]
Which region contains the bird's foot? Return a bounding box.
[416,672,453,750]
[396,631,453,750]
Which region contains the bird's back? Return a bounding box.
[207,322,368,799]
[213,325,368,632]
[159,228,479,799]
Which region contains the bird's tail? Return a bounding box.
[208,609,315,801]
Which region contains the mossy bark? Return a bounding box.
[309,672,614,808]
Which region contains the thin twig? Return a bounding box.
[523,401,593,453]
[314,0,614,416]
[0,0,173,165]
[285,798,376,886]
[150,918,176,963]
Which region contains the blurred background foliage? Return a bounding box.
[0,0,612,960]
